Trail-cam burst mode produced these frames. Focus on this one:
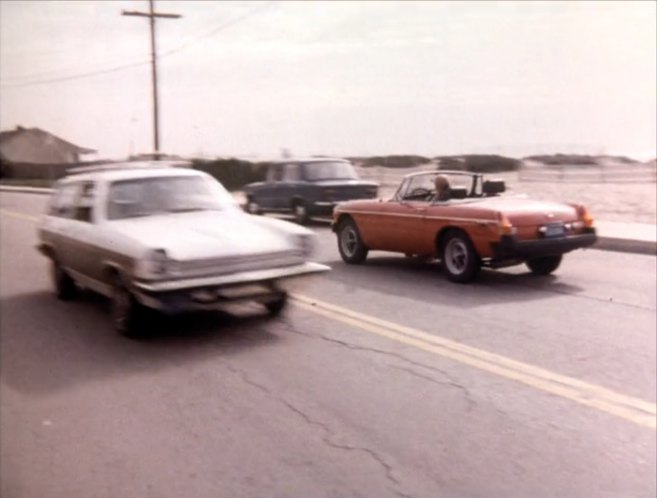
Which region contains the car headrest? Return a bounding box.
[449,187,468,199]
[483,179,506,196]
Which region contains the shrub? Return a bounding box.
[437,155,521,173]
[362,155,431,168]
[191,158,267,191]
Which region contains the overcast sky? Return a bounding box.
[1,0,655,160]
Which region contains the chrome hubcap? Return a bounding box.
[340,226,358,257]
[445,239,468,274]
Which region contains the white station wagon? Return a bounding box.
[37,162,329,338]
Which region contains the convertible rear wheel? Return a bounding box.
[526,255,562,275]
[51,260,77,300]
[441,231,480,283]
[337,218,368,264]
[112,277,147,339]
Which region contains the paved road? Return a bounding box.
[1,192,656,498]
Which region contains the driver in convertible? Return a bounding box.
[433,174,451,202]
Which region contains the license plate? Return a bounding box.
[542,223,565,238]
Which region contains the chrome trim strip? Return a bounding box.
[345,210,497,224]
[135,262,330,292]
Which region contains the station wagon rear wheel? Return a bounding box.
[441,232,480,283]
[337,218,368,264]
[526,255,562,275]
[51,260,77,300]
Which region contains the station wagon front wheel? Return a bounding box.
[441,232,480,283]
[112,278,147,339]
[337,219,368,264]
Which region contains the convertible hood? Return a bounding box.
[109,211,295,260]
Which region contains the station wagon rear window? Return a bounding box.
[107,176,231,220]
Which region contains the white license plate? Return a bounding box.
[543,223,565,237]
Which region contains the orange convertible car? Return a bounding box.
[332,171,597,283]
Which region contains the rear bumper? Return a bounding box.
[133,262,330,312]
[492,229,597,259]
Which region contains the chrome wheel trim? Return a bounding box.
[247,200,259,213]
[444,238,468,275]
[294,204,306,217]
[340,225,358,257]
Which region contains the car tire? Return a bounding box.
[526,255,562,275]
[337,218,369,264]
[441,231,480,283]
[293,201,309,225]
[245,197,261,215]
[265,293,288,316]
[51,260,77,300]
[111,276,147,339]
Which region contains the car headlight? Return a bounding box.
[143,248,169,277]
[295,234,316,258]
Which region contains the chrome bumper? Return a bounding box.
[133,262,330,312]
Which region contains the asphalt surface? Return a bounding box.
[1,192,656,498]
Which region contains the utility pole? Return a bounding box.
[122,0,181,159]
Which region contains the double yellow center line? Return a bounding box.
[3,207,654,429]
[292,294,657,430]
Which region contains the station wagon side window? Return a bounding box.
[49,182,82,218]
[282,163,300,182]
[74,182,96,223]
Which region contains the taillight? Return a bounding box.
[579,206,594,228]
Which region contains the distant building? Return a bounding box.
[0,126,96,164]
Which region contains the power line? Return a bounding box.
[0,60,150,88]
[1,1,278,89]
[122,0,182,156]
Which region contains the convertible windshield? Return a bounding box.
[303,161,358,181]
[107,176,232,220]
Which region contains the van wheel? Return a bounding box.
[245,197,261,215]
[293,201,309,225]
[441,231,480,283]
[51,260,77,300]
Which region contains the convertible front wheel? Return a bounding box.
[526,255,562,275]
[441,231,480,283]
[337,218,368,264]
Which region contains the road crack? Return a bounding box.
[280,318,478,413]
[225,363,413,498]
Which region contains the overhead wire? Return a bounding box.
[0,1,278,88]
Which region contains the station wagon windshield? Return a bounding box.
[107,176,231,220]
[304,161,358,181]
